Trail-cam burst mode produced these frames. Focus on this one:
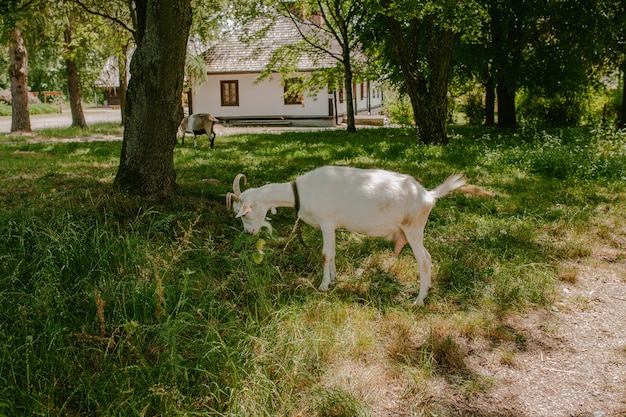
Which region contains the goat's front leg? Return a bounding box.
[318,225,336,291]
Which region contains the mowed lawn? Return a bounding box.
[0,126,624,416]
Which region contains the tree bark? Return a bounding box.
[113,0,192,197]
[618,61,626,129]
[8,27,31,133]
[118,44,129,126]
[497,78,517,128]
[383,15,453,145]
[343,47,356,132]
[64,26,88,128]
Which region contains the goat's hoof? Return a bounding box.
[318,284,330,291]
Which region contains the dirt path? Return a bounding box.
[456,244,626,416]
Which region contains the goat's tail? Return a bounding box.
[431,173,467,199]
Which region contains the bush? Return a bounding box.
[462,91,485,125]
[517,90,583,127]
[382,91,414,126]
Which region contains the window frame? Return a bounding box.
[283,78,304,105]
[220,80,239,106]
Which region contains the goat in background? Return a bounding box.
[179,113,219,148]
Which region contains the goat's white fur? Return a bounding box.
[226,166,466,305]
[179,113,219,148]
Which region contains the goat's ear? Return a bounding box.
[236,204,252,218]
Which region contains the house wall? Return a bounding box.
[193,73,331,120]
[192,72,383,125]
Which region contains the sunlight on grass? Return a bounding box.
[0,126,624,415]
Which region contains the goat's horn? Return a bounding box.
[233,174,247,196]
[226,192,241,209]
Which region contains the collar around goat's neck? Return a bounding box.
[291,181,300,213]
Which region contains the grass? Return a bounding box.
[0,125,625,416]
[1,122,123,141]
[0,103,68,117]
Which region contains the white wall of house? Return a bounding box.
[192,73,330,119]
[191,72,383,125]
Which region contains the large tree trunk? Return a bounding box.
[415,26,453,145]
[497,78,517,128]
[113,0,192,197]
[490,2,522,129]
[383,15,453,145]
[8,27,31,133]
[64,26,87,128]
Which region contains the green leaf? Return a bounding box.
[252,252,264,264]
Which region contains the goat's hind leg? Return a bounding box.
[403,226,432,305]
[209,131,216,149]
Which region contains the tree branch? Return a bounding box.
[279,3,343,63]
[69,0,136,37]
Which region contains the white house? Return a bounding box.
[191,16,383,127]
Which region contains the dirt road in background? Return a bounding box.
[0,108,341,137]
[0,107,122,133]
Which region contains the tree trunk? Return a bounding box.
[113,0,192,197]
[416,27,453,145]
[484,76,496,126]
[383,14,452,145]
[497,78,517,128]
[119,44,129,126]
[343,47,356,132]
[618,61,626,129]
[8,27,31,133]
[64,26,87,128]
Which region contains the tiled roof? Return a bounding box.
[202,16,338,74]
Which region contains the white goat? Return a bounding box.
[226,166,467,305]
[179,113,219,148]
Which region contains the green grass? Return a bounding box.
[0,103,67,117]
[0,122,123,142]
[0,126,624,416]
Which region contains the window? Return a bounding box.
[284,78,303,105]
[221,80,239,106]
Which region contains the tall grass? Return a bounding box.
[0,126,624,415]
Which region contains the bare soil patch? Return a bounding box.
[445,247,626,416]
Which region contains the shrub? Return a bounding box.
[517,90,583,127]
[382,91,414,126]
[462,91,485,125]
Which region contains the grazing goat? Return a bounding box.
[226,166,467,305]
[179,113,219,148]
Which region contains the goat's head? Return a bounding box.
[226,174,273,235]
